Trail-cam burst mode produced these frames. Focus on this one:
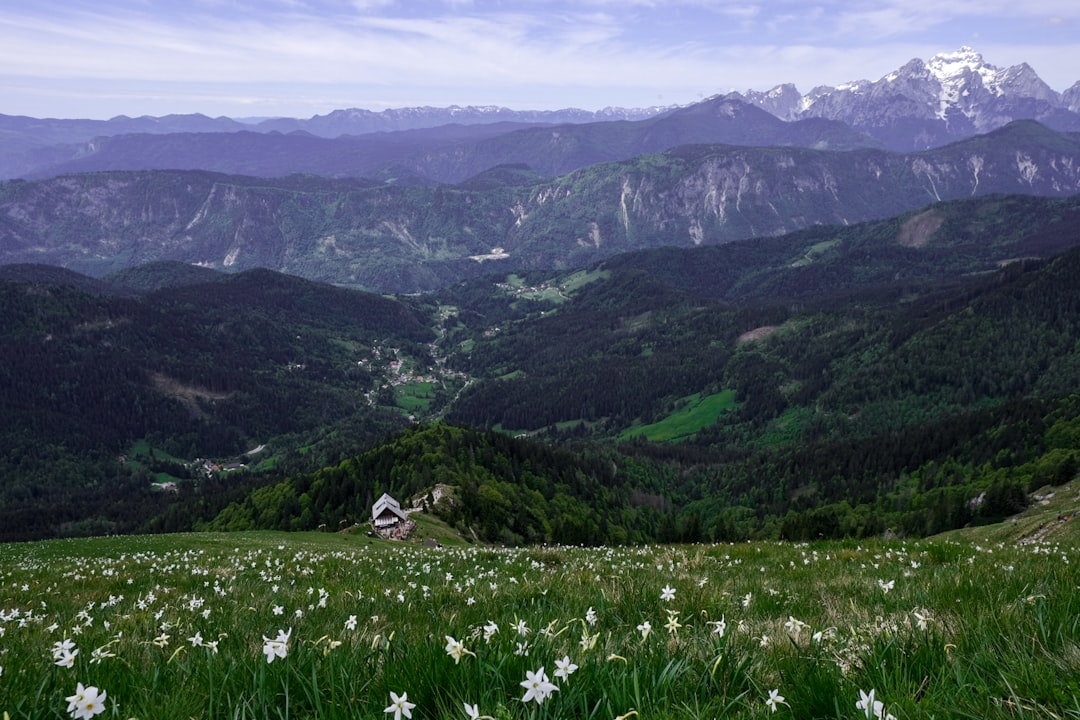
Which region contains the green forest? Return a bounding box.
[4,192,1080,543]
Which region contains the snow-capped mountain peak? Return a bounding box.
[732,47,1080,150]
[927,46,998,90]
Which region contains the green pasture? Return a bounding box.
[620,390,739,442]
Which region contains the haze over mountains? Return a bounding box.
[3,47,1079,182]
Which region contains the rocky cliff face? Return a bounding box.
[3,122,1079,293]
[735,48,1080,150]
[1063,82,1080,114]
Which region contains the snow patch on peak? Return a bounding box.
[924,47,1004,119]
[835,80,868,94]
[928,46,984,73]
[928,46,1000,92]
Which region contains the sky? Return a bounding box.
[2,0,1078,120]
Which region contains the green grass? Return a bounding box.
[395,381,436,412]
[750,406,813,447]
[0,532,1077,719]
[408,511,471,548]
[125,439,188,468]
[941,477,1080,546]
[789,238,841,267]
[559,269,609,294]
[620,390,739,442]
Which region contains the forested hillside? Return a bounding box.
[197,423,662,545]
[0,268,433,540]
[197,231,1080,544]
[5,190,1080,542]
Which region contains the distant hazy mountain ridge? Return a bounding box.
[3,121,1079,293]
[3,47,1078,180]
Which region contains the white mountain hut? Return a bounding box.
[371,493,408,528]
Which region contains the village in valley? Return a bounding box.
[129,273,598,512]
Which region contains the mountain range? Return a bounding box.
[735,47,1080,150]
[2,48,1079,181]
[2,120,1079,293]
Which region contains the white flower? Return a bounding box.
[53,639,77,656]
[660,584,676,602]
[709,617,727,638]
[345,615,358,631]
[857,689,878,719]
[262,628,291,663]
[554,655,578,681]
[444,635,472,664]
[89,645,115,664]
[384,690,415,720]
[856,688,896,720]
[54,649,78,668]
[878,579,895,593]
[520,667,559,704]
[637,620,652,640]
[66,682,107,719]
[784,616,808,637]
[765,688,786,713]
[463,701,480,719]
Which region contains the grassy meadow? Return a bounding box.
[620,391,739,442]
[0,530,1078,719]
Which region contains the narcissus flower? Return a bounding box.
[66,683,107,720]
[445,635,472,664]
[765,688,786,713]
[261,628,291,663]
[384,691,415,720]
[520,667,559,704]
[554,655,578,681]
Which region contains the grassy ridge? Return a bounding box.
[1,531,1077,719]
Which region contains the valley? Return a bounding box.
[5,190,1080,545]
[2,47,1080,548]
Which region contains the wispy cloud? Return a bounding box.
[0,0,1077,118]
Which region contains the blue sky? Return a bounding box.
[2,0,1078,119]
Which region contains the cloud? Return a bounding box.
[0,0,1077,117]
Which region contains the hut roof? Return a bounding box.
[372,493,407,522]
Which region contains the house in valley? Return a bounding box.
[372,493,407,528]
